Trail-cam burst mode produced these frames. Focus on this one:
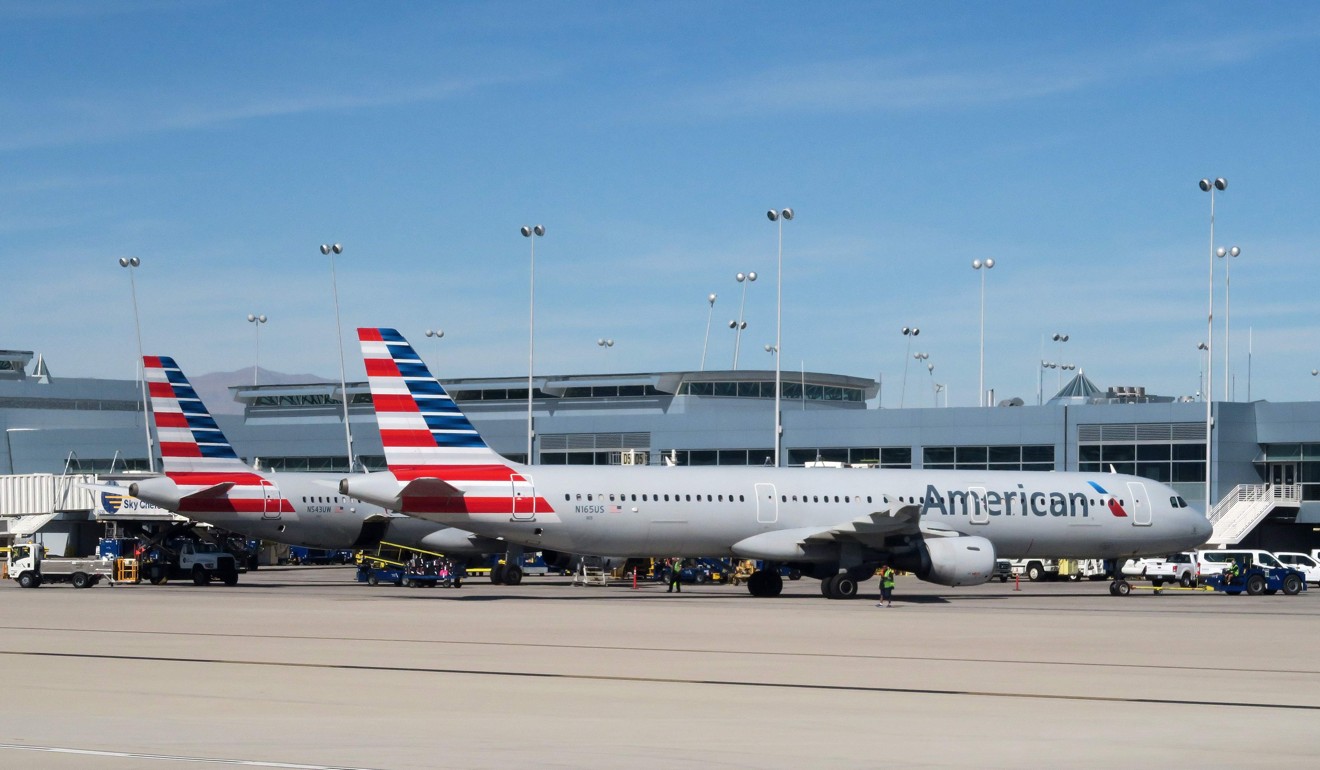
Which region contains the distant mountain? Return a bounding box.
[189,367,333,415]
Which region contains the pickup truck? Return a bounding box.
[1122,552,1198,587]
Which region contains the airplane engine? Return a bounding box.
[540,550,576,572]
[893,535,996,587]
[128,476,182,511]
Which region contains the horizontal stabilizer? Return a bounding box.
[400,477,463,499]
[180,482,236,500]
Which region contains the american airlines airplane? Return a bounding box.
[125,355,506,568]
[341,328,1213,599]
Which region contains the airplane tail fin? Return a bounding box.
[143,356,250,475]
[357,328,509,476]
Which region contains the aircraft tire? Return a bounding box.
[820,575,836,596]
[503,566,523,586]
[1116,580,1131,596]
[764,570,783,597]
[490,564,506,584]
[747,571,767,597]
[832,576,857,599]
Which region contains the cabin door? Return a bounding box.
[755,483,778,524]
[512,475,536,521]
[1126,481,1152,526]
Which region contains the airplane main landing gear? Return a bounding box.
[1108,579,1132,596]
[820,573,859,599]
[746,569,784,597]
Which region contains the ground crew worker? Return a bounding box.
[1224,559,1241,583]
[667,557,684,593]
[877,563,896,607]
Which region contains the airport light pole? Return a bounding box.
[521,224,544,464]
[730,271,757,370]
[1199,177,1226,514]
[118,257,154,472]
[1198,342,1210,401]
[925,361,937,407]
[1218,245,1241,400]
[768,207,793,467]
[318,243,355,473]
[1051,333,1069,390]
[900,326,919,408]
[1040,360,1055,405]
[247,313,267,387]
[425,328,444,373]
[972,258,995,406]
[700,293,717,371]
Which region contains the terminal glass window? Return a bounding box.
[923,445,1055,471]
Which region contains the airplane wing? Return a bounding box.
[800,501,923,549]
[732,500,924,559]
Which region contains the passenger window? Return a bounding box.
[587,494,593,501]
[664,494,670,501]
[739,495,745,502]
[631,494,637,502]
[781,495,787,502]
[609,494,615,502]
[867,496,873,503]
[813,496,819,503]
[718,495,724,502]
[576,494,582,501]
[686,495,691,502]
[564,494,570,501]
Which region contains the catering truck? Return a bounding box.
[6,542,115,588]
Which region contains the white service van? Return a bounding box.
[1196,549,1286,577]
[1274,552,1320,585]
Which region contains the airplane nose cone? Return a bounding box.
[1192,512,1213,544]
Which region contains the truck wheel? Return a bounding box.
[71,572,90,589]
[149,569,168,586]
[18,572,38,589]
[1283,574,1303,596]
[222,571,239,586]
[1246,574,1266,596]
[1026,563,1043,581]
[192,567,210,586]
[1179,573,1193,588]
[1151,578,1164,588]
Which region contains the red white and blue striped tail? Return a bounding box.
[144,355,250,475]
[358,328,508,475]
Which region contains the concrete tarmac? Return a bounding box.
[1,567,1317,769]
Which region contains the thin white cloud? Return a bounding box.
[666,26,1320,119]
[0,73,531,153]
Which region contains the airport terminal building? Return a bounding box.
[4,348,1319,553]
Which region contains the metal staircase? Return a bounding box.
[1206,484,1301,546]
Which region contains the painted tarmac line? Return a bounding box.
[0,743,380,769]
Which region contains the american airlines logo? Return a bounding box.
[922,481,1130,519]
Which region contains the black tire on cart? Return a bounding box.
[1026,563,1044,581]
[367,573,380,586]
[1283,574,1303,596]
[1246,574,1266,596]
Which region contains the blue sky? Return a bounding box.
[4,1,1319,406]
